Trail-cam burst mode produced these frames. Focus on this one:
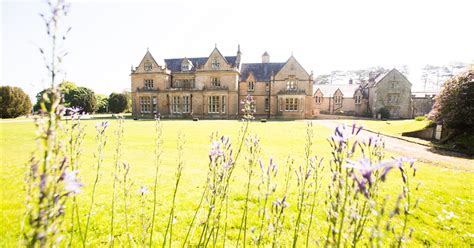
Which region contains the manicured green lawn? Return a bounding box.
[344,119,431,136]
[0,119,472,246]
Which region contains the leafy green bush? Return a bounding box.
[0,86,32,118]
[415,116,426,121]
[377,107,390,119]
[96,94,108,113]
[429,70,474,131]
[108,92,129,113]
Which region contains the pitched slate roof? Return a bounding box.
[313,84,360,97]
[164,56,238,72]
[240,63,285,81]
[372,68,411,86]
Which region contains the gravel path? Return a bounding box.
[314,120,474,172]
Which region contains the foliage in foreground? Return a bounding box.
[23,94,420,247]
[429,69,474,131]
[0,85,32,118]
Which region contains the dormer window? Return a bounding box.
[181,59,192,72]
[144,62,152,71]
[182,63,189,72]
[248,81,255,92]
[211,59,220,69]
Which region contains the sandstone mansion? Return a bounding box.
[130,46,414,119]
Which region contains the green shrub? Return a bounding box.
[96,94,109,113]
[377,107,390,119]
[108,92,129,113]
[0,86,32,118]
[429,70,474,131]
[415,116,426,121]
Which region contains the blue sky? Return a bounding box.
[1,0,473,100]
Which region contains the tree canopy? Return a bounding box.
[108,92,129,113]
[68,87,97,113]
[0,86,32,118]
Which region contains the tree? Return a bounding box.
[58,81,78,105]
[429,70,474,131]
[124,90,132,113]
[108,92,129,113]
[421,64,452,91]
[96,94,108,113]
[0,86,33,118]
[314,74,331,84]
[68,87,97,113]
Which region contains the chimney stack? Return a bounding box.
[262,51,270,63]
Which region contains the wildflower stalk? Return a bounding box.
[305,157,323,247]
[83,121,108,246]
[270,157,293,248]
[23,0,72,246]
[236,134,260,247]
[187,97,254,247]
[396,167,414,248]
[138,186,149,247]
[149,116,163,247]
[162,132,185,248]
[256,158,278,246]
[182,185,208,246]
[110,116,124,247]
[292,122,315,247]
[66,112,85,246]
[120,162,132,246]
[195,134,234,247]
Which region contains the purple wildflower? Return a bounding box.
[139,185,148,195]
[241,95,256,120]
[64,170,83,194]
[380,157,417,182]
[345,158,394,197]
[209,141,224,161]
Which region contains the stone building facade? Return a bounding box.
[131,47,241,119]
[411,92,437,116]
[313,69,413,119]
[239,52,314,119]
[131,47,313,119]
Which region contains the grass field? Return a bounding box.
[338,119,432,136]
[0,119,473,246]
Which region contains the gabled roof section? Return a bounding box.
[275,55,310,79]
[203,47,230,68]
[136,50,165,72]
[313,88,323,96]
[240,63,285,81]
[373,68,412,86]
